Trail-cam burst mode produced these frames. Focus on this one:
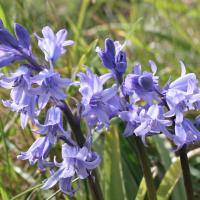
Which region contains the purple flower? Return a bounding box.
[96,38,127,84]
[0,20,34,68]
[77,66,118,129]
[124,61,160,105]
[30,69,72,110]
[41,137,101,197]
[2,92,39,129]
[172,118,200,152]
[118,104,150,137]
[132,104,173,145]
[17,137,54,171]
[34,26,74,62]
[0,65,31,104]
[164,63,200,125]
[32,106,75,145]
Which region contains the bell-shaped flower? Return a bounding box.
[164,80,200,125]
[172,118,200,152]
[30,69,72,110]
[96,38,127,84]
[2,92,39,129]
[0,20,34,68]
[41,137,101,197]
[133,104,173,145]
[32,106,75,145]
[119,104,150,137]
[17,136,54,171]
[77,66,118,129]
[168,61,199,94]
[124,61,160,105]
[34,26,74,62]
[0,65,31,104]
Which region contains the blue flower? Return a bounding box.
[172,118,200,152]
[2,92,39,129]
[32,106,75,145]
[132,104,173,145]
[77,66,118,130]
[41,137,101,197]
[96,38,127,84]
[30,69,72,110]
[164,62,200,124]
[34,26,74,62]
[124,61,160,105]
[17,137,54,171]
[0,65,31,104]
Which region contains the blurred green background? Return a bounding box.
[1,0,200,199]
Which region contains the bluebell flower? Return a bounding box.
[34,26,74,62]
[32,106,75,145]
[164,62,200,124]
[0,65,31,104]
[172,118,200,152]
[119,104,150,137]
[17,136,54,171]
[96,38,127,84]
[41,137,101,197]
[0,20,34,68]
[2,92,39,129]
[77,66,118,129]
[132,104,173,145]
[30,69,72,110]
[124,61,160,105]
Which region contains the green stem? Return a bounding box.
[179,145,194,200]
[132,135,157,200]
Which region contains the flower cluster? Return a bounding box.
[0,21,101,197]
[1,18,200,198]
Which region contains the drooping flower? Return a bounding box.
[32,106,75,145]
[96,38,127,84]
[77,66,118,130]
[164,63,200,125]
[0,65,31,104]
[2,92,39,129]
[172,118,200,152]
[34,26,74,62]
[132,104,173,145]
[124,61,160,105]
[17,136,54,171]
[30,69,72,110]
[119,104,150,137]
[41,137,101,197]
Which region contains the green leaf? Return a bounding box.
[157,148,200,200]
[135,177,146,200]
[125,17,143,42]
[0,172,9,200]
[101,125,127,200]
[11,184,43,200]
[153,135,186,200]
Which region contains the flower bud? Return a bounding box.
[138,75,154,92]
[116,51,127,74]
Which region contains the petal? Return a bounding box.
[101,85,118,101]
[53,75,72,88]
[60,166,75,178]
[118,111,133,122]
[62,40,75,46]
[99,73,113,85]
[76,147,88,161]
[82,152,101,170]
[42,26,54,40]
[180,61,186,77]
[59,178,74,197]
[14,23,31,52]
[56,29,68,44]
[105,38,115,57]
[133,63,141,75]
[122,122,135,137]
[38,90,51,110]
[149,60,157,75]
[49,85,67,100]
[41,167,65,189]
